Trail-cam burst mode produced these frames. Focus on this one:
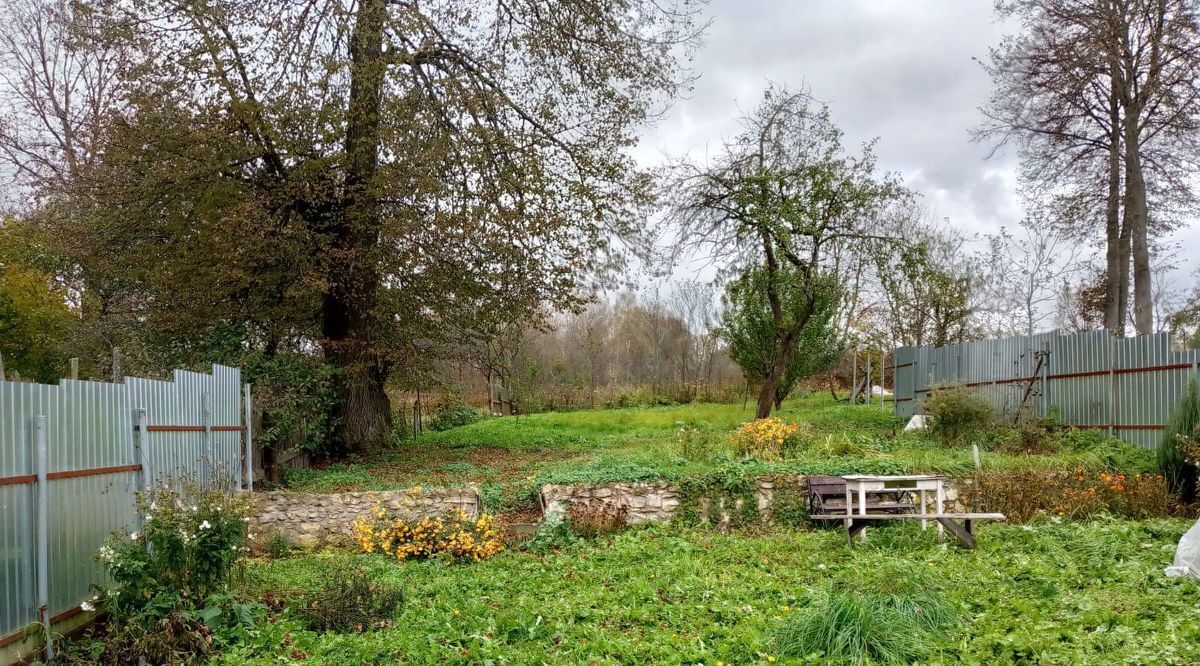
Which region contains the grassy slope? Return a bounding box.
[283,396,1155,505]
[226,519,1199,665]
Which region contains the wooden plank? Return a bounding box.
[935,517,976,549]
[811,513,1005,521]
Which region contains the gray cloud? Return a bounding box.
[637,0,1197,286]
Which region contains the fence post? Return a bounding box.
[851,349,858,404]
[34,415,52,661]
[69,358,79,380]
[133,408,151,491]
[202,392,213,484]
[1107,335,1116,438]
[880,351,887,412]
[0,350,6,381]
[243,383,254,492]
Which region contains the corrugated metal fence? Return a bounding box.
[0,365,252,653]
[893,330,1200,449]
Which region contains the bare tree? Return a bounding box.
[976,0,1200,336]
[985,221,1082,336]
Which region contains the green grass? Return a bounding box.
[282,395,1156,510]
[221,518,1200,665]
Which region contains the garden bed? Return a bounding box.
[281,396,1158,521]
[223,519,1200,665]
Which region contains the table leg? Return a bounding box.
[935,482,946,542]
[920,488,927,531]
[858,485,867,541]
[844,485,852,533]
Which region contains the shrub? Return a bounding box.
[774,568,960,664]
[428,400,483,431]
[565,499,628,537]
[992,412,1062,454]
[924,384,996,447]
[56,610,216,665]
[242,351,337,455]
[264,531,293,559]
[729,417,801,460]
[675,421,716,461]
[523,514,581,553]
[100,484,250,619]
[963,469,1173,522]
[352,505,503,561]
[292,562,404,633]
[1159,377,1200,503]
[56,484,253,665]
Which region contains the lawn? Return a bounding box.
[282,395,1157,515]
[223,518,1200,665]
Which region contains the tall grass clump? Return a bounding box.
[774,567,960,664]
[1158,377,1200,503]
[924,384,996,447]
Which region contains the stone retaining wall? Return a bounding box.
[251,486,480,547]
[541,475,965,528]
[540,481,681,524]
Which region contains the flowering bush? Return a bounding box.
[964,469,1173,522]
[352,504,503,561]
[729,417,801,460]
[1176,426,1200,467]
[98,484,251,619]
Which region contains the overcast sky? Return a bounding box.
[634,0,1198,290]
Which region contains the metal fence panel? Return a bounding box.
[0,365,246,649]
[894,330,1200,450]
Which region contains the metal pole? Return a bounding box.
[1107,335,1116,437]
[202,392,213,484]
[133,408,151,491]
[69,358,79,380]
[851,349,858,404]
[880,351,887,412]
[866,353,872,406]
[243,383,254,492]
[35,415,52,661]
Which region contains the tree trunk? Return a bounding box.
[1103,73,1124,335]
[755,369,781,419]
[324,0,392,454]
[1124,129,1153,335]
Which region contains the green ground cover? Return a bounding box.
[224,518,1199,665]
[282,395,1155,514]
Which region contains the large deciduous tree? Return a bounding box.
[1,0,704,453]
[667,87,900,418]
[977,0,1200,336]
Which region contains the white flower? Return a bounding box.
[190,505,198,513]
[129,531,140,540]
[199,520,212,530]
[242,517,250,523]
[98,546,114,561]
[80,601,95,612]
[149,501,157,511]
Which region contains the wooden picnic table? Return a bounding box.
[842,474,945,533]
[810,474,1006,549]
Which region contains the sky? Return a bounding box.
[632,0,1199,291]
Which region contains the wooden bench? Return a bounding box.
[809,513,1007,549]
[807,475,917,525]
